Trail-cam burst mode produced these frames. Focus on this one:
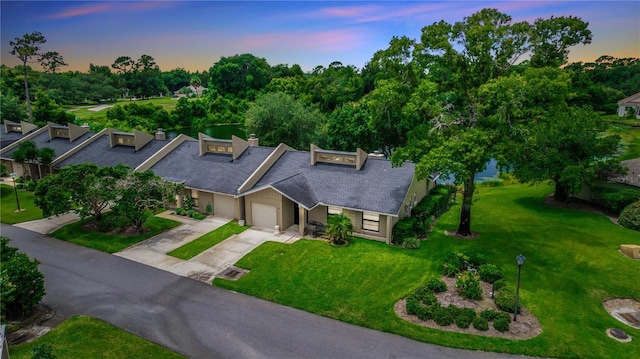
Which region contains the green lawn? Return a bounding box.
[9,316,184,359]
[0,184,43,224]
[215,183,640,359]
[68,97,180,123]
[607,123,640,160]
[49,214,181,253]
[168,220,249,260]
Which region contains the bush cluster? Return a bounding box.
[174,207,207,220]
[592,187,640,214]
[96,213,130,233]
[493,312,512,332]
[442,251,486,277]
[455,271,483,300]
[495,286,519,313]
[392,185,452,245]
[1,237,46,320]
[619,200,640,231]
[425,278,447,293]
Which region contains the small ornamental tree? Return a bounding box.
[325,213,353,245]
[0,236,46,320]
[113,170,182,232]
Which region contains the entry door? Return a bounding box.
[252,202,277,229]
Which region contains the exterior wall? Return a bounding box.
[282,196,295,229]
[308,206,327,224]
[214,193,236,218]
[199,191,214,213]
[398,177,429,219]
[244,188,284,228]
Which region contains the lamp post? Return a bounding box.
[514,254,526,322]
[9,172,21,211]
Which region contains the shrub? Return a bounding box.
[619,200,640,231]
[442,252,467,277]
[405,295,421,315]
[425,278,447,293]
[478,264,503,284]
[494,316,511,332]
[183,195,194,211]
[401,236,420,249]
[25,180,37,192]
[493,279,507,292]
[413,185,452,218]
[1,237,46,320]
[455,271,483,300]
[495,286,519,312]
[0,163,7,177]
[473,316,489,331]
[416,305,434,321]
[480,309,500,321]
[392,217,416,244]
[191,212,207,220]
[447,304,462,318]
[175,207,185,216]
[205,203,213,215]
[433,306,454,326]
[414,286,438,306]
[456,314,473,328]
[593,187,640,214]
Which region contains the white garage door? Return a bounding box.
[252,202,277,229]
[214,194,236,219]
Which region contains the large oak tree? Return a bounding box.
[392,9,592,237]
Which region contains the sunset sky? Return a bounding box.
[2,1,639,73]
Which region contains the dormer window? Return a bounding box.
[310,144,368,170]
[202,137,233,155]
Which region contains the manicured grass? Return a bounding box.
[608,123,640,160]
[0,184,43,224]
[69,97,180,123]
[168,221,249,260]
[215,183,640,359]
[9,316,185,359]
[49,214,181,253]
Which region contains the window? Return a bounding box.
[328,206,342,215]
[362,212,379,232]
[117,137,124,144]
[190,189,199,207]
[226,146,233,153]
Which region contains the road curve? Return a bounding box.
[2,224,531,359]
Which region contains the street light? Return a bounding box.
[9,172,21,211]
[514,254,526,322]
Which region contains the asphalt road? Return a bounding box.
[2,224,531,359]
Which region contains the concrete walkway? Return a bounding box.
[114,211,301,283]
[11,208,302,284]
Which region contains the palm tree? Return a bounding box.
[325,213,353,245]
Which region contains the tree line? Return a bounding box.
[3,9,638,237]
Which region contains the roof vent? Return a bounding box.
[155,128,166,140]
[368,150,385,158]
[248,133,259,147]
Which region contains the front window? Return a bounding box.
[362,212,379,232]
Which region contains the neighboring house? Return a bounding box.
[174,85,207,98]
[53,128,171,170]
[0,122,94,179]
[617,92,640,119]
[3,125,432,243]
[1,121,39,150]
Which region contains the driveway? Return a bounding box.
[114,211,301,283]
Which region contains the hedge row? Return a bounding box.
[392,184,453,246]
[592,187,640,214]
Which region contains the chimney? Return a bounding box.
[155,128,166,140]
[248,133,259,147]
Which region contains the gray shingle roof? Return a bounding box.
[2,130,94,160]
[251,150,415,216]
[150,141,274,195]
[55,134,170,169]
[1,128,26,149]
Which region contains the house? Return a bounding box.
[617,92,640,119]
[1,122,94,179]
[1,121,39,150]
[3,126,432,243]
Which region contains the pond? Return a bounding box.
[166,124,246,140]
[438,158,501,184]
